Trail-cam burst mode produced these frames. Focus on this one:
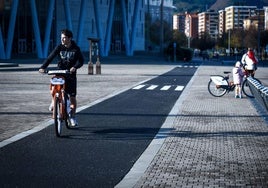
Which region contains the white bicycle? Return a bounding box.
[208,71,261,98]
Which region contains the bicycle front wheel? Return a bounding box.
[53,97,62,137]
[208,79,227,97]
[64,94,72,129]
[242,78,261,98]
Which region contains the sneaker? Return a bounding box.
[235,95,239,98]
[70,117,78,127]
[49,102,53,111]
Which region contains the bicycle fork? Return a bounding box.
[52,92,64,120]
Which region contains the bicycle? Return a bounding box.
[47,70,73,137]
[208,71,261,98]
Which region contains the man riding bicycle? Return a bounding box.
[241,47,258,77]
[39,29,84,126]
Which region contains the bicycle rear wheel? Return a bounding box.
[242,78,261,98]
[53,97,62,137]
[208,79,227,97]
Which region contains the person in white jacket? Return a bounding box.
[241,48,258,77]
[232,61,244,98]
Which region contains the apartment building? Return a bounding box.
[225,6,257,31]
[173,13,185,33]
[198,10,219,39]
[243,9,264,31]
[265,7,268,30]
[218,10,225,37]
[185,13,198,38]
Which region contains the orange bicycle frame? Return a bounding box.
[50,76,67,120]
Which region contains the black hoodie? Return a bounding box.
[41,41,84,73]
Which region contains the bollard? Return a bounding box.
[88,61,93,75]
[87,39,93,75]
[88,37,100,75]
[95,43,101,74]
[96,58,101,74]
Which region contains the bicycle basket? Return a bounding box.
[50,76,65,85]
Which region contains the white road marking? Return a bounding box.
[132,85,185,91]
[160,85,171,90]
[146,85,158,90]
[175,86,184,91]
[132,84,146,90]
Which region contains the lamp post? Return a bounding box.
[228,29,231,56]
[257,8,261,60]
[187,15,191,48]
[214,27,218,46]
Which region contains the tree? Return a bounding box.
[149,20,173,46]
[260,30,268,48]
[230,29,244,49]
[194,32,214,51]
[244,26,258,49]
[173,30,187,47]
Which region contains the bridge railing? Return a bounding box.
[247,77,268,112]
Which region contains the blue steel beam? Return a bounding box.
[103,0,115,56]
[121,0,130,56]
[63,0,73,30]
[0,27,6,59]
[2,0,142,59]
[130,1,141,53]
[30,0,43,58]
[77,0,86,46]
[93,0,104,56]
[6,0,19,59]
[43,0,55,57]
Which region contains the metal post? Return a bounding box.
[228,29,230,56]
[160,0,164,55]
[257,8,261,60]
[187,15,191,48]
[173,42,176,62]
[88,39,93,75]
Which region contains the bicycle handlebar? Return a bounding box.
[47,70,71,75]
[39,69,72,75]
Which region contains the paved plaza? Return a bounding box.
[1,57,268,187]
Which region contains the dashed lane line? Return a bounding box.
[132,84,185,91]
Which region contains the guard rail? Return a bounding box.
[247,77,268,112]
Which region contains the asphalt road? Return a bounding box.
[0,66,197,187]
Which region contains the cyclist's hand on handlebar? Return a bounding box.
[70,67,76,73]
[39,68,46,74]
